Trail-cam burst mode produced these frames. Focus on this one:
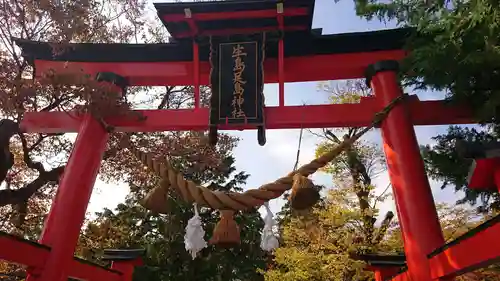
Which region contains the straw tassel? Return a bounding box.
[141,180,171,214]
[289,173,320,210]
[209,210,240,247]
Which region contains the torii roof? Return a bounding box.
[154,0,316,39]
[14,28,411,64]
[14,0,414,64]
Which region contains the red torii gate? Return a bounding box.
[2,1,498,281]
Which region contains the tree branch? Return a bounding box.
[41,95,70,112]
[157,86,173,109]
[27,134,48,151]
[19,132,45,173]
[372,211,395,245]
[373,183,392,210]
[0,119,20,183]
[325,130,341,143]
[0,166,64,206]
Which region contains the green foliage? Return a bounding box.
[421,126,500,212]
[265,188,396,281]
[355,0,500,124]
[265,196,497,281]
[353,0,500,212]
[268,86,396,280]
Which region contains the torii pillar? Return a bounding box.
[366,60,446,281]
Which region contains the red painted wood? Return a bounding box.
[161,7,309,22]
[20,97,474,134]
[32,50,407,86]
[374,70,445,281]
[468,159,500,190]
[193,41,200,108]
[428,222,500,279]
[0,233,121,281]
[390,271,411,281]
[172,25,307,38]
[27,116,109,281]
[495,168,500,193]
[111,261,139,281]
[366,266,402,281]
[277,11,285,107]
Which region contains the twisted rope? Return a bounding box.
[129,94,407,211]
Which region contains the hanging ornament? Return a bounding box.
[289,173,320,210]
[209,210,240,247]
[184,203,207,259]
[141,185,170,214]
[260,202,279,252]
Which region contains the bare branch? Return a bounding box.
[0,166,64,206]
[19,133,45,173]
[373,183,392,210]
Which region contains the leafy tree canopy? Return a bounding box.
[355,0,500,124]
[421,126,500,212]
[266,81,396,281]
[352,0,500,211]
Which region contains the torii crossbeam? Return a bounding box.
[20,95,473,134]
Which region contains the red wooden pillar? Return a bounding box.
[366,60,445,281]
[104,249,144,281]
[38,175,64,246]
[369,266,401,281]
[185,8,200,109]
[27,115,109,281]
[494,168,500,192]
[39,73,125,247]
[111,261,135,281]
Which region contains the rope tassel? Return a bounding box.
[125,142,172,214]
[290,173,319,210]
[209,210,240,247]
[141,183,170,214]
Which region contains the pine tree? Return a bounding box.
[351,1,500,211]
[354,0,500,124]
[421,126,500,212]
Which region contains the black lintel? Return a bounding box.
[350,252,407,267]
[102,249,145,261]
[13,27,413,65]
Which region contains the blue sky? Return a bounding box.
[86,0,473,223]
